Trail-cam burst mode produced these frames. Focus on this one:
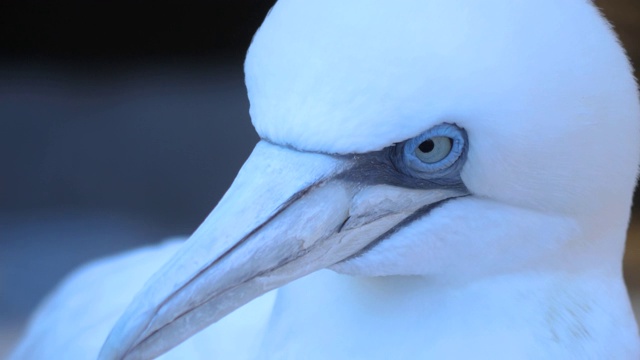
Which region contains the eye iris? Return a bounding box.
[414,136,453,163]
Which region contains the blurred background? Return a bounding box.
[0,0,639,356]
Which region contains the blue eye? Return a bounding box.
[415,136,452,163]
[393,123,466,181]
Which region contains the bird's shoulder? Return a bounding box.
[11,238,277,360]
[10,239,183,359]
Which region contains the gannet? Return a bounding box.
[11,0,640,359]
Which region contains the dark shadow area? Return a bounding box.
[0,1,277,65]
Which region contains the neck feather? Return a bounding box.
[258,269,639,359]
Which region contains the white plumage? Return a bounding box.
[12,0,640,359]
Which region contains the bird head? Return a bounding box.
[100,1,640,359]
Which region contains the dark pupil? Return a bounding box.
[418,139,435,153]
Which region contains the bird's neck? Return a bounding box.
[258,269,639,359]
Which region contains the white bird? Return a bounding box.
[11,0,640,359]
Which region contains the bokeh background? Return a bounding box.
[0,1,639,356]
